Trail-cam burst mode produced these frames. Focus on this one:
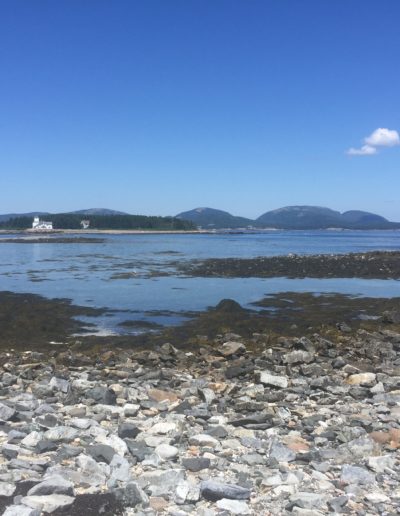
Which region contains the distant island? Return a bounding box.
[1,206,399,231]
[176,206,400,230]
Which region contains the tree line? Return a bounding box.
[0,213,195,230]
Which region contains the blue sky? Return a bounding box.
[1,1,399,219]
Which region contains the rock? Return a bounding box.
[109,454,131,482]
[189,434,219,448]
[340,465,375,485]
[367,454,396,473]
[147,388,179,403]
[346,373,376,386]
[283,350,314,364]
[87,444,116,464]
[269,440,296,462]
[219,341,246,357]
[200,480,251,501]
[289,492,325,510]
[27,475,74,496]
[49,376,70,393]
[113,481,149,507]
[0,402,15,421]
[155,443,179,460]
[257,371,288,388]
[86,386,117,405]
[3,506,41,516]
[44,427,78,443]
[0,481,16,496]
[182,457,211,472]
[21,494,75,513]
[216,498,251,514]
[118,422,141,439]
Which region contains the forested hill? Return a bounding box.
[0,213,195,231]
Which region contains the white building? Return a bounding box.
[80,219,90,229]
[32,216,53,230]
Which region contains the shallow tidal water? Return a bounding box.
[0,230,399,334]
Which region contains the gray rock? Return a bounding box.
[28,475,74,497]
[109,454,131,482]
[290,492,325,510]
[283,350,314,364]
[3,506,41,516]
[49,376,70,393]
[269,440,296,462]
[44,426,78,443]
[257,371,288,388]
[182,457,211,472]
[118,422,141,439]
[0,481,16,496]
[21,494,75,513]
[87,444,116,464]
[216,498,251,514]
[113,481,149,507]
[0,402,15,421]
[340,465,375,485]
[200,480,251,501]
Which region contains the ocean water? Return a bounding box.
[0,230,399,334]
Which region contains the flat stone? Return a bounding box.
[0,481,16,496]
[3,506,41,516]
[109,454,131,482]
[49,377,70,393]
[147,388,179,403]
[44,427,78,443]
[219,341,246,357]
[216,498,251,514]
[28,475,74,497]
[258,371,288,388]
[0,402,15,421]
[340,465,375,485]
[346,373,376,386]
[155,443,179,460]
[283,350,314,364]
[367,454,396,473]
[182,457,211,472]
[189,434,219,448]
[21,494,75,513]
[87,444,116,464]
[118,422,141,439]
[200,480,251,501]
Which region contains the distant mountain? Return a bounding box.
[177,205,400,230]
[256,206,398,229]
[68,208,130,216]
[176,207,254,229]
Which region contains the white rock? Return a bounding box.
[155,443,179,460]
[21,494,75,513]
[216,499,251,514]
[258,371,288,388]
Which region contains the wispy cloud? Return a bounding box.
[347,144,377,156]
[347,127,400,156]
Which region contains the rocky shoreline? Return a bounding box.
[0,313,399,515]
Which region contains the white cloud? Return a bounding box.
[365,127,400,147]
[347,127,399,156]
[347,144,377,156]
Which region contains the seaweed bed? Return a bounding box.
[180,251,400,279]
[1,290,400,354]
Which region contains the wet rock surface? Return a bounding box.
[0,319,399,515]
[180,251,400,279]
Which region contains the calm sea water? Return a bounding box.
[0,230,399,334]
